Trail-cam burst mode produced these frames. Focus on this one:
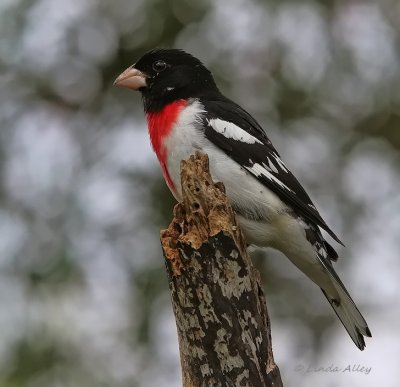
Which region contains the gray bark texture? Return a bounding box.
[160,153,283,387]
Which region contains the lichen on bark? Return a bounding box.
[160,153,283,387]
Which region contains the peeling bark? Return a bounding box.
[160,153,283,387]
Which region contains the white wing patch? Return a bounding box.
[261,155,289,174]
[272,153,289,173]
[208,118,263,145]
[262,159,278,174]
[247,163,294,193]
[318,246,328,258]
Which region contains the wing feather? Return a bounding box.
[200,97,344,246]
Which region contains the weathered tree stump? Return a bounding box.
[160,153,283,387]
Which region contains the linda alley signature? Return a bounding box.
[295,364,372,375]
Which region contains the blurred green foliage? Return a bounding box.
[0,0,399,386]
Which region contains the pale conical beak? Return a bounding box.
[113,66,147,90]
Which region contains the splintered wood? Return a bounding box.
[160,153,283,387]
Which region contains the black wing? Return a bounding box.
[200,97,344,246]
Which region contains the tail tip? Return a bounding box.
[355,326,371,350]
[356,333,366,351]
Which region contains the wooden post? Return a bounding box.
[160,153,283,387]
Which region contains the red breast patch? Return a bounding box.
[146,99,187,192]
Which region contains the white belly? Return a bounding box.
[163,100,288,246]
[158,100,335,296]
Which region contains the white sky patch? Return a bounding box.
[336,3,398,84]
[247,163,294,193]
[274,3,330,88]
[209,118,263,144]
[99,119,156,170]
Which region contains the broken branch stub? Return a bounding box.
[160,153,283,387]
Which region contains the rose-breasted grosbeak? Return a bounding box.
[114,48,371,350]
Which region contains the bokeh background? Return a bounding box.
[0,0,399,386]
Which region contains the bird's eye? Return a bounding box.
[152,60,167,72]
